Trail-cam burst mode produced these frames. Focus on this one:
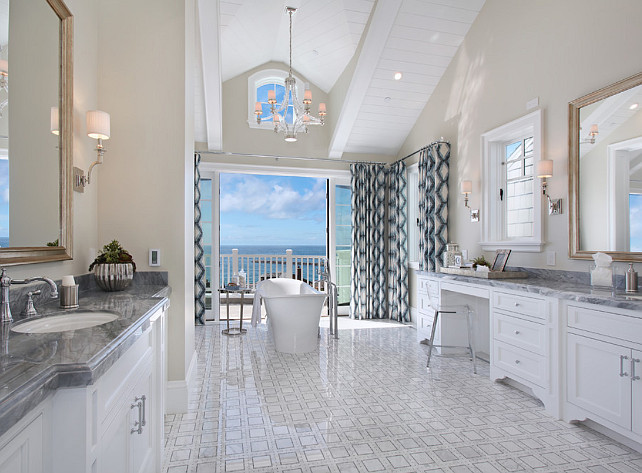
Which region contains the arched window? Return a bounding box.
[247,69,304,129]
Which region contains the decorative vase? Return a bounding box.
[93,263,134,291]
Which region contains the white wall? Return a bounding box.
[399,0,642,277]
[96,0,195,405]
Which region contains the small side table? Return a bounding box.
[218,287,252,335]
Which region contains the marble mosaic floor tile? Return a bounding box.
[163,320,642,472]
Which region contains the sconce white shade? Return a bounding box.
[536,159,554,178]
[0,59,7,75]
[50,106,59,136]
[589,124,599,135]
[461,180,472,195]
[86,110,110,140]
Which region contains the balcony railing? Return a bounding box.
[219,249,327,290]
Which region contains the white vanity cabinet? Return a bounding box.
[0,300,168,473]
[565,303,642,442]
[416,277,440,342]
[489,290,557,402]
[0,401,49,473]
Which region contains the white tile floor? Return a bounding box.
[163,320,642,473]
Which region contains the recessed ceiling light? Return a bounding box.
[394,72,402,81]
[630,103,639,110]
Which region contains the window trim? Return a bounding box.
[480,109,544,252]
[247,68,305,130]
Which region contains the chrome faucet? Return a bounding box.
[0,268,59,323]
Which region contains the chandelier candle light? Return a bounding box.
[254,7,326,142]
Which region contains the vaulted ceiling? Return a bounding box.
[195,0,485,158]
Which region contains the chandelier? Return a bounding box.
[254,7,326,142]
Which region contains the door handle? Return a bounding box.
[130,395,147,435]
[632,358,641,381]
[620,355,629,377]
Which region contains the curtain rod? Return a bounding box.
[195,150,387,166]
[391,139,451,166]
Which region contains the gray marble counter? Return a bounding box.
[0,272,170,438]
[417,270,642,313]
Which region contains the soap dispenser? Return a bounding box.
[626,263,638,293]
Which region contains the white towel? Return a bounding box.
[251,286,264,327]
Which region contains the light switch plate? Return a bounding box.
[546,251,556,266]
[149,249,161,267]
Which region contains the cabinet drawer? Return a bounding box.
[417,277,439,297]
[567,305,642,345]
[493,340,547,388]
[493,291,545,320]
[494,312,545,355]
[418,292,438,315]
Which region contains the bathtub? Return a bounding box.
[258,278,327,354]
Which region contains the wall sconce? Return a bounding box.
[580,124,599,144]
[74,110,110,192]
[460,180,479,222]
[536,159,562,215]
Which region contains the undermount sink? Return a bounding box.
[11,311,119,334]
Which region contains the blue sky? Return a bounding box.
[219,173,326,246]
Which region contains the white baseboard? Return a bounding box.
[165,350,198,414]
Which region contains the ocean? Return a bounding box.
[207,245,326,286]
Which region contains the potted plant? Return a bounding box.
[89,240,136,291]
[471,256,491,270]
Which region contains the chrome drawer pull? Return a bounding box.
[632,358,641,381]
[620,355,629,377]
[514,330,520,335]
[513,302,519,307]
[130,395,147,435]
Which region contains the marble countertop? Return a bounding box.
[0,273,170,438]
[417,270,642,313]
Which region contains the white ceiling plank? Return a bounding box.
[390,25,465,47]
[402,0,482,23]
[328,0,404,159]
[198,0,223,151]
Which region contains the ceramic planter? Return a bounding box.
[93,263,134,291]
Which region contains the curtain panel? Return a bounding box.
[194,153,206,325]
[350,163,387,319]
[387,161,409,322]
[418,143,450,271]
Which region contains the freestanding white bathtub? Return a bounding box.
[258,278,327,354]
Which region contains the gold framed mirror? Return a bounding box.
[569,71,642,261]
[0,0,73,265]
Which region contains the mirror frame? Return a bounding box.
[569,71,642,261]
[0,0,73,266]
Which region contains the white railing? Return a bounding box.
[219,249,327,290]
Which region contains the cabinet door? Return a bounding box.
[131,364,154,473]
[633,350,642,435]
[0,415,43,473]
[100,400,130,473]
[567,333,631,429]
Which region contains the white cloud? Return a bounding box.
[220,175,325,220]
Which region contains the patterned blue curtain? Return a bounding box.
[350,163,387,319]
[418,142,450,271]
[194,153,206,325]
[387,161,409,322]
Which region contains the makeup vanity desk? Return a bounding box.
[416,270,642,449]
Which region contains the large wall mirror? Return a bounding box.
[0,0,73,265]
[569,71,642,261]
